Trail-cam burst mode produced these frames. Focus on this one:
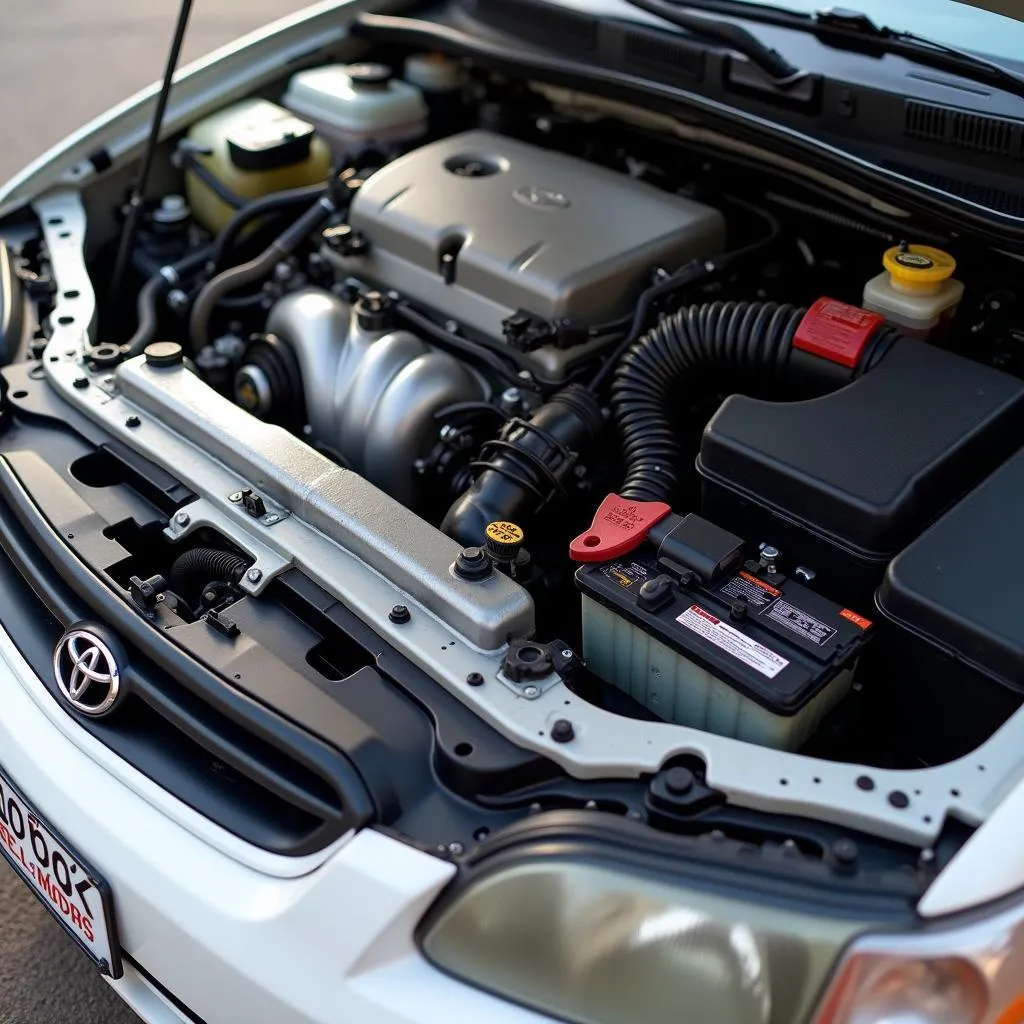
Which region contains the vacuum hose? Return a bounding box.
[168,547,249,600]
[189,196,335,353]
[122,246,212,358]
[613,301,895,503]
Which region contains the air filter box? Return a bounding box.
[698,339,1024,607]
[575,509,874,750]
[876,448,1024,761]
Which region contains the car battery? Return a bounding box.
[572,497,874,750]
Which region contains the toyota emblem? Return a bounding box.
[53,627,126,717]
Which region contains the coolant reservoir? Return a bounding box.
[862,243,964,338]
[282,63,427,159]
[184,99,332,233]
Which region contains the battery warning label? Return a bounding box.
[721,571,781,609]
[602,561,649,589]
[765,600,836,646]
[676,605,789,679]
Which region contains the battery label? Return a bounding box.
[602,560,649,589]
[721,571,781,609]
[677,605,789,679]
[765,599,836,646]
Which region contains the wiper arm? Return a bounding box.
[815,7,1024,99]
[621,0,806,85]
[650,0,1024,99]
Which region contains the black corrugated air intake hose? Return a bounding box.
[612,300,897,503]
[168,547,249,599]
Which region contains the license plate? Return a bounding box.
[0,763,121,976]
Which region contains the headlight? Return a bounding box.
[422,856,1024,1024]
[420,859,873,1024]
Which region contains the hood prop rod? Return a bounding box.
[108,0,194,305]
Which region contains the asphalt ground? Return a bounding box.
[0,5,306,1020]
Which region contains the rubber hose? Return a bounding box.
[613,301,805,503]
[168,547,249,598]
[122,246,213,358]
[210,183,328,272]
[189,196,334,352]
[179,151,246,210]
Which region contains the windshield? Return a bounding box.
[723,0,1024,64]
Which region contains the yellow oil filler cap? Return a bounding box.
[484,521,525,561]
[882,244,956,295]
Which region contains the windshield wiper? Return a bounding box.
[621,0,806,86]
[815,7,1024,99]
[647,0,1024,99]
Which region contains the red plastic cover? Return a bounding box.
[570,494,672,563]
[793,298,884,369]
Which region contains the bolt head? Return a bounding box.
[446,841,465,856]
[760,545,780,560]
[174,511,190,526]
[246,568,263,583]
[832,838,859,867]
[466,671,484,687]
[522,685,540,699]
[795,566,817,584]
[125,415,141,428]
[664,766,695,796]
[551,718,575,743]
[389,604,411,624]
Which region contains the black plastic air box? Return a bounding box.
[698,340,1024,606]
[875,448,1024,762]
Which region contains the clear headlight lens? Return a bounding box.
[420,859,872,1024]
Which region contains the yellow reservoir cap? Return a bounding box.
[883,244,956,292]
[485,521,525,560]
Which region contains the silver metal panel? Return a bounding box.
[117,356,533,650]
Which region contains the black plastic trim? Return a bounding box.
[0,455,375,856]
[417,811,921,944]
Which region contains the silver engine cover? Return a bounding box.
[266,288,485,506]
[330,130,726,380]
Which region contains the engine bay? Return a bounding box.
[4,32,1024,879]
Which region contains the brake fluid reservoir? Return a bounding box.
[184,99,332,233]
[862,243,964,338]
[282,63,427,159]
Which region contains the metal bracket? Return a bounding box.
[163,498,292,595]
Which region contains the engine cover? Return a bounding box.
[333,130,726,379]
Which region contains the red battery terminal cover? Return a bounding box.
[794,298,885,369]
[570,494,672,563]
